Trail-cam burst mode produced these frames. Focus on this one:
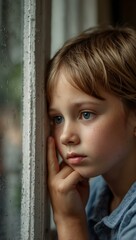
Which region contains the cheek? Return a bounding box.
[84,117,128,155]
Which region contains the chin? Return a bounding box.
[75,169,93,179]
[74,168,98,179]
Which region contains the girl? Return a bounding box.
[46,26,136,239]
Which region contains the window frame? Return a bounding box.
[21,0,51,239]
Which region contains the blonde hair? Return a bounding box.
[46,26,136,109]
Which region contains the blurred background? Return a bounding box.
[0,0,136,239]
[51,0,136,55]
[0,0,23,239]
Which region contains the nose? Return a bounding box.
[60,122,80,146]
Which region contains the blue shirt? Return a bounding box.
[86,176,136,240]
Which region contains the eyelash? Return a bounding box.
[79,111,95,120]
[50,111,95,126]
[51,115,64,125]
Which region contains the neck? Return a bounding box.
[103,160,136,211]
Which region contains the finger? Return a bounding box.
[63,171,83,192]
[47,136,59,178]
[57,164,73,179]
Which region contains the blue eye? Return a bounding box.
[81,112,93,120]
[53,116,64,125]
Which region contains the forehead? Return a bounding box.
[49,72,110,109]
[49,68,106,106]
[50,72,82,101]
[49,78,103,113]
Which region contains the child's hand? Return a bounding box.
[47,136,89,225]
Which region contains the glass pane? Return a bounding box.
[0,0,23,238]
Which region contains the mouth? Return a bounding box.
[66,152,87,165]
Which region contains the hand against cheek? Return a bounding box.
[47,137,89,224]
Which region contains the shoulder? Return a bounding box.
[114,201,136,240]
[118,183,136,239]
[86,179,136,239]
[102,181,136,239]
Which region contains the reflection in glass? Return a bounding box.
[0,1,23,238]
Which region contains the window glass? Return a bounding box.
[51,0,97,56]
[0,1,23,238]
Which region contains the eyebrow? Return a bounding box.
[49,98,106,113]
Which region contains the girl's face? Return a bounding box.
[48,72,136,179]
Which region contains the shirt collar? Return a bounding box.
[89,180,136,229]
[103,181,136,228]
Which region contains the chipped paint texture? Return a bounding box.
[21,0,36,239]
[21,0,51,239]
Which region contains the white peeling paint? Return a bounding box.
[21,0,51,239]
[21,0,36,239]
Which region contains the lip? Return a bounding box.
[66,152,86,165]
